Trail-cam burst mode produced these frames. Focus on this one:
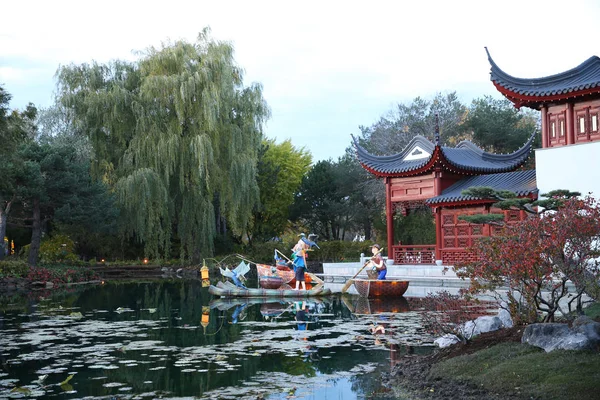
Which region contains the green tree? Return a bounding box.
[358,92,468,155]
[250,138,311,242]
[0,87,37,260]
[56,29,270,260]
[463,96,540,154]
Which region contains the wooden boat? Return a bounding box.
[256,263,321,287]
[352,279,409,298]
[258,274,284,289]
[209,281,332,298]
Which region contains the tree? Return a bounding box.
[250,138,311,242]
[456,195,600,323]
[357,92,468,156]
[56,29,270,260]
[0,86,37,260]
[462,96,540,155]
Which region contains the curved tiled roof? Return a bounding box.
[487,48,600,107]
[352,135,436,174]
[426,169,538,205]
[353,134,534,177]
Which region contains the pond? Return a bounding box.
[0,281,438,399]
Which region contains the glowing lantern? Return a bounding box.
[143,258,148,264]
[201,260,210,280]
[201,306,210,333]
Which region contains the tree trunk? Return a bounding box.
[0,198,14,261]
[28,197,42,267]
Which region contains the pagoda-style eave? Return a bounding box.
[426,199,496,208]
[493,81,600,110]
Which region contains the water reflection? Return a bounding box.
[0,281,435,399]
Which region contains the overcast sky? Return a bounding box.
[2,0,599,161]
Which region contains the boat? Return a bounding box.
[352,278,409,298]
[209,281,332,298]
[256,263,323,288]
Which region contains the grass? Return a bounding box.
[429,342,600,400]
[583,302,600,319]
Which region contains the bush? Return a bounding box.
[0,260,29,278]
[39,234,79,263]
[26,264,99,286]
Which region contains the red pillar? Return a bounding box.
[435,207,442,261]
[541,105,548,148]
[566,103,575,145]
[385,177,394,261]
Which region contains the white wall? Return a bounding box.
[535,141,600,198]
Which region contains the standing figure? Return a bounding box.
[292,241,309,290]
[367,244,386,280]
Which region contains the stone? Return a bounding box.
[461,316,503,339]
[497,302,514,328]
[571,315,600,342]
[434,334,462,348]
[45,281,55,289]
[521,323,595,352]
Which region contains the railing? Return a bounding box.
[392,244,436,265]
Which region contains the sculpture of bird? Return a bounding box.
[219,261,251,289]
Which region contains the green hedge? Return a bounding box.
[0,260,29,278]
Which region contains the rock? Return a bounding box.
[434,334,462,348]
[571,315,600,342]
[45,281,55,289]
[497,302,513,328]
[521,323,595,352]
[461,316,503,339]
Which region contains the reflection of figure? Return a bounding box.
[366,244,386,280]
[295,301,308,330]
[230,303,248,324]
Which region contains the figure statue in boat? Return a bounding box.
[291,233,319,290]
[366,244,386,280]
[219,261,251,289]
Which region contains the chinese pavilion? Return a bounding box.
[487,48,600,148]
[487,48,600,200]
[353,129,537,265]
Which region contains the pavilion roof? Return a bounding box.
[487,48,600,109]
[426,169,538,205]
[352,134,534,177]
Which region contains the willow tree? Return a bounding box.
[56,29,270,259]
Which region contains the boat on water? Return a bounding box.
[352,278,409,298]
[256,263,322,288]
[209,280,332,298]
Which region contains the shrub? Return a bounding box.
[39,234,79,263]
[0,260,29,278]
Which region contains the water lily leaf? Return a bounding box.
[60,383,73,391]
[11,387,32,394]
[59,374,74,386]
[69,312,83,319]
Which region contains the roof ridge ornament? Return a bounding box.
[434,113,440,146]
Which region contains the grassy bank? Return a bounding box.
[429,342,599,399]
[422,304,600,399]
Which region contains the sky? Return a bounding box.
[2,0,600,162]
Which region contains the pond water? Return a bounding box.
[0,281,437,399]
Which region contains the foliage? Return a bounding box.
[429,342,600,400]
[26,265,99,286]
[251,138,312,242]
[463,96,540,155]
[56,28,270,260]
[393,207,436,245]
[456,196,600,323]
[0,259,29,278]
[458,187,580,225]
[39,234,78,263]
